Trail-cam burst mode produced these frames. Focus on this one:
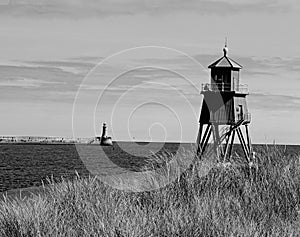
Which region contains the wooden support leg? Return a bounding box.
[200,124,210,148]
[237,127,250,162]
[238,127,249,153]
[215,124,224,158]
[223,128,232,162]
[201,125,212,156]
[245,125,252,158]
[197,124,211,156]
[228,130,235,160]
[196,123,203,153]
[211,124,219,158]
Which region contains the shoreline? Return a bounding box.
[1,141,300,146]
[0,185,48,201]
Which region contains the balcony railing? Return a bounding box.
[209,113,251,124]
[201,83,249,94]
[237,113,251,123]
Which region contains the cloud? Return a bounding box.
[0,60,92,87]
[79,84,130,92]
[0,76,65,88]
[0,0,290,18]
[0,62,83,102]
[249,92,300,111]
[24,59,97,75]
[259,57,300,72]
[79,70,198,94]
[1,54,299,114]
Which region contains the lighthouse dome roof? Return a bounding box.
[208,45,242,69]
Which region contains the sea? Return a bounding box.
[0,142,300,193]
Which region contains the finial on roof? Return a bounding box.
[223,37,228,57]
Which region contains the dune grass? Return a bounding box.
[0,145,300,236]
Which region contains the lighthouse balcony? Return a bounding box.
[201,83,249,94]
[209,112,251,125]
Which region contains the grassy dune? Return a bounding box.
[0,146,300,236]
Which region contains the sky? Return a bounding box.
[0,0,300,144]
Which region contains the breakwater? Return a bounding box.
[0,136,99,144]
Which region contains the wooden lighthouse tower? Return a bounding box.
[196,43,252,162]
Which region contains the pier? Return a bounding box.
[0,136,99,144]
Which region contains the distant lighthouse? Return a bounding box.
[100,122,113,146]
[196,43,252,162]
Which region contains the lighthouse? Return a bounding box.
[100,122,113,146]
[196,43,252,162]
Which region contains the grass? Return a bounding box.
[0,145,300,236]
